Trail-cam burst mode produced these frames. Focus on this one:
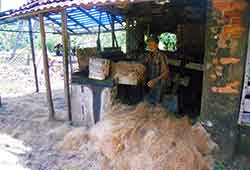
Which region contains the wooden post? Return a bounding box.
[111,16,115,48]
[68,35,73,76]
[110,14,118,48]
[28,18,39,93]
[39,14,55,120]
[61,9,72,122]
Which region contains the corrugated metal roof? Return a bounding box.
[0,1,127,34]
[40,6,124,34]
[7,0,135,18]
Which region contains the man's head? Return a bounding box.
[147,35,159,52]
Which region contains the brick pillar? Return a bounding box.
[201,0,249,160]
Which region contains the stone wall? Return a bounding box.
[201,0,249,160]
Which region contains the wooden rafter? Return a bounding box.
[98,6,123,26]
[67,14,91,33]
[78,7,109,31]
[46,14,75,34]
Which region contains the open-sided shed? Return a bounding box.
[0,0,130,121]
[1,0,250,160]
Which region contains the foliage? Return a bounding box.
[159,32,177,52]
[0,20,126,55]
[71,31,126,53]
[0,24,30,52]
[214,161,226,170]
[36,34,61,52]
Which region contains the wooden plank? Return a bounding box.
[61,9,72,122]
[168,58,204,71]
[39,14,55,120]
[28,18,39,92]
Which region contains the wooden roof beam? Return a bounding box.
[77,7,109,31]
[98,7,123,26]
[46,14,76,34]
[67,15,92,33]
[112,15,123,26]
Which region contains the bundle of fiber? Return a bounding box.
[90,102,218,170]
[113,62,146,85]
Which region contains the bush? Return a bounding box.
[214,161,225,170]
[159,32,177,52]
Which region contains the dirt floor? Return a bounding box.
[0,62,248,170]
[0,62,103,170]
[0,90,106,170]
[0,92,218,170]
[0,63,216,170]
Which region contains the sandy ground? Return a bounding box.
[0,90,104,170]
[0,62,249,170]
[0,62,103,170]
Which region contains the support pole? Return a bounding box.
[111,15,115,48]
[109,14,118,48]
[69,36,73,76]
[28,18,39,92]
[61,9,72,122]
[39,14,55,120]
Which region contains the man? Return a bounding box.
[54,43,63,56]
[144,35,170,104]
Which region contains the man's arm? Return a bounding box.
[156,54,170,81]
[147,53,169,88]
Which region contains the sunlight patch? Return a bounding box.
[0,134,31,170]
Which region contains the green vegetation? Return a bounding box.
[0,24,30,52]
[0,21,126,55]
[214,162,226,170]
[37,34,61,52]
[71,31,126,52]
[159,32,177,52]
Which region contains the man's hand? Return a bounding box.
[147,79,158,88]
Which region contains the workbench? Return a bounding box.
[71,71,114,126]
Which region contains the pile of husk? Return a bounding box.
[113,62,146,85]
[90,102,218,170]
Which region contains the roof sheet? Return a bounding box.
[6,0,135,18]
[39,6,125,34]
[0,1,126,35]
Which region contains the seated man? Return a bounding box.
[144,35,170,105]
